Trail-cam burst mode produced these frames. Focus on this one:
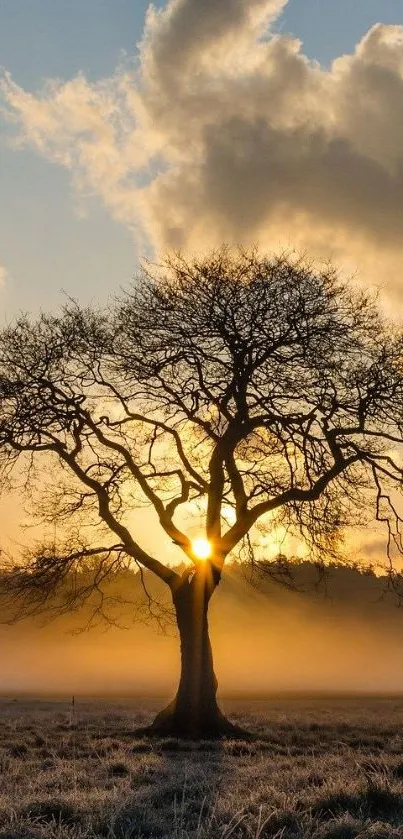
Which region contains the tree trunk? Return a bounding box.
[142,565,243,739]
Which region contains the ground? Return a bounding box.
[0,698,403,838]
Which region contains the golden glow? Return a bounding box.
[257,524,309,561]
[191,537,212,560]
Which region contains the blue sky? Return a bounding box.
[1,0,403,318]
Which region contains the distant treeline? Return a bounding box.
[0,559,401,631]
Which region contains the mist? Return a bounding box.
[1,564,403,698]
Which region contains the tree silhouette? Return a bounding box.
[1,248,403,737]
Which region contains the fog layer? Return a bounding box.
[1,564,403,697]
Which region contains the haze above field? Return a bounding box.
[2,564,403,698]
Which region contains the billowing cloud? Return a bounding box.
[2,1,403,296]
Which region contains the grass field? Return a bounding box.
[1,698,403,838]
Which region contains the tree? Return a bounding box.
[1,248,403,738]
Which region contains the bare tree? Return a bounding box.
[1,248,403,738]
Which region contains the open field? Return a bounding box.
[1,698,403,838]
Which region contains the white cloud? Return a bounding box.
[2,0,403,296]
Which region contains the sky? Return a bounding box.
[1,0,403,319]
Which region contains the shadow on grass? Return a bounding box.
[102,737,226,839]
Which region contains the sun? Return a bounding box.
[191,537,212,560]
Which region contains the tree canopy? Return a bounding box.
[1,249,403,598]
